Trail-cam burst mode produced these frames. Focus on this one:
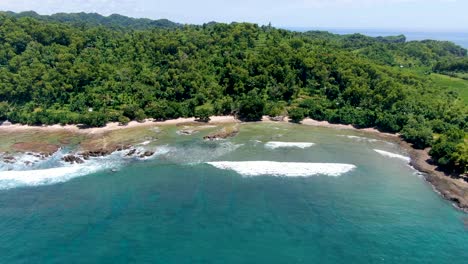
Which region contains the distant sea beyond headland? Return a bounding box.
[285,27,468,48]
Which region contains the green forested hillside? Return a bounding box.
[0,11,181,30]
[0,13,466,173]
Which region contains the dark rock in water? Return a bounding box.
[62,155,84,164]
[3,156,16,164]
[126,149,137,157]
[79,149,111,158]
[139,151,154,158]
[79,144,133,158]
[116,144,132,151]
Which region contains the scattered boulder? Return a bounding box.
[203,126,239,140]
[80,144,132,158]
[139,151,154,158]
[3,156,16,164]
[126,149,137,156]
[80,149,111,158]
[62,155,84,164]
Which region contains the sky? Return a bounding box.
[0,0,467,31]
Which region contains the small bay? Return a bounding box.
[0,123,466,263]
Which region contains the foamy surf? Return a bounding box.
[374,149,410,163]
[206,161,356,177]
[0,164,102,190]
[341,135,379,142]
[264,142,315,149]
[0,152,125,190]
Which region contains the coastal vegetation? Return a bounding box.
[0,12,466,173]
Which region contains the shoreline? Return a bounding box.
[0,116,240,134]
[1,115,466,212]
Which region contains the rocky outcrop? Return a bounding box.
[126,149,137,156]
[203,126,239,140]
[62,155,84,164]
[79,144,132,159]
[401,141,468,212]
[139,151,155,158]
[2,156,16,164]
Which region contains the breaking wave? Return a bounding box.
[264,141,315,149]
[206,161,356,177]
[374,149,410,163]
[0,157,120,190]
[341,135,380,142]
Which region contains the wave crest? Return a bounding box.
[264,141,315,149]
[0,164,103,190]
[374,149,410,162]
[206,161,356,177]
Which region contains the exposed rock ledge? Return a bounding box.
[203,126,239,140]
[401,141,468,212]
[61,145,155,164]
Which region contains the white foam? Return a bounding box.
[374,149,410,163]
[139,141,152,146]
[348,135,378,142]
[206,161,356,177]
[0,152,124,190]
[0,163,102,190]
[340,135,380,143]
[264,141,315,149]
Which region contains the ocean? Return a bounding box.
[0,123,467,263]
[286,27,468,48]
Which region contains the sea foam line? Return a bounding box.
[0,152,126,190]
[341,135,379,142]
[373,149,410,163]
[206,161,356,177]
[0,164,102,190]
[264,141,315,149]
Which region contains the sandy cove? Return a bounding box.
[0,116,240,135]
[1,115,467,212]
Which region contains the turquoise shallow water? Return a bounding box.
[0,123,467,263]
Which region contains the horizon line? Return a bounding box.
[2,9,468,33]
